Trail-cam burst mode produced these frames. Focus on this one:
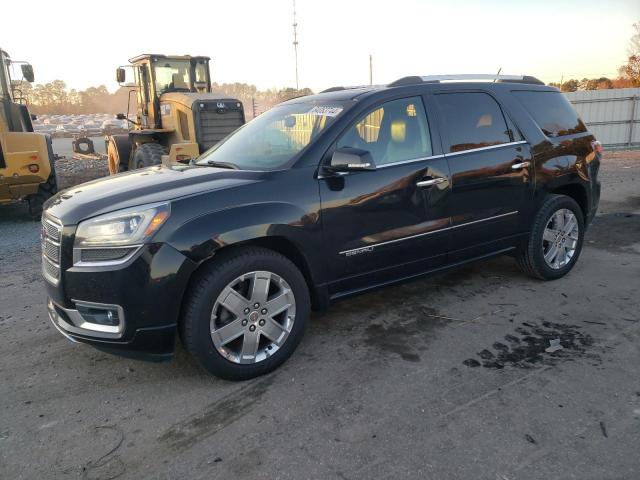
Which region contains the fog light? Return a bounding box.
[76,304,120,327]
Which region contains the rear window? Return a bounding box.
[436,92,511,153]
[512,91,586,138]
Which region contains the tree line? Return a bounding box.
[12,81,132,115]
[549,22,640,92]
[12,79,313,118]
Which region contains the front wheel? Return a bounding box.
[181,247,310,380]
[130,142,167,170]
[517,194,585,280]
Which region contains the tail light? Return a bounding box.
[591,140,603,154]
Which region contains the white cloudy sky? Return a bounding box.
[3,0,639,92]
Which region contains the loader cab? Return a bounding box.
[119,54,212,129]
[1,49,14,132]
[0,49,35,134]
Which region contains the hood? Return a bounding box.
[44,165,256,225]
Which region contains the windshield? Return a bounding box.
[194,61,208,83]
[153,59,191,94]
[196,103,345,170]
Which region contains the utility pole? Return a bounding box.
[292,0,299,90]
[369,54,373,86]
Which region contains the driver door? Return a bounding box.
[318,96,451,294]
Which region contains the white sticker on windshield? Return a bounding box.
[307,106,343,117]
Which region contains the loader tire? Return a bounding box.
[107,135,132,175]
[73,137,95,155]
[28,169,58,220]
[130,143,167,170]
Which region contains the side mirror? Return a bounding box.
[116,68,126,84]
[21,64,34,83]
[328,147,376,172]
[115,113,126,120]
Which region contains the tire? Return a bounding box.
[27,170,57,220]
[181,247,311,380]
[73,137,95,155]
[107,135,132,175]
[130,143,167,170]
[517,194,585,280]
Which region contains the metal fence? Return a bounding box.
[565,88,640,150]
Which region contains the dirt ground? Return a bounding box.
[1,152,639,480]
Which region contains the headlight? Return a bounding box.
[74,202,170,247]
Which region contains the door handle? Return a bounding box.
[416,177,447,188]
[511,161,531,170]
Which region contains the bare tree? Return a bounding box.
[628,21,640,56]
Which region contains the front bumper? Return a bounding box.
[45,242,197,361]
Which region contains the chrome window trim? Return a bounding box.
[318,142,528,178]
[376,154,446,169]
[72,245,143,268]
[339,211,518,255]
[445,140,527,157]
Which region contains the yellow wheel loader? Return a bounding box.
[107,54,245,174]
[0,48,57,217]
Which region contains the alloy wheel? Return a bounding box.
[542,208,579,269]
[210,271,296,364]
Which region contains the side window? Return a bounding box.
[337,97,432,166]
[512,91,587,138]
[436,92,511,153]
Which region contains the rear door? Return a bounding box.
[434,91,533,259]
[318,95,451,293]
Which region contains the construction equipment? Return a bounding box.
[0,48,57,217]
[107,54,245,174]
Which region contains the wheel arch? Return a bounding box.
[547,183,588,221]
[186,237,327,312]
[166,200,329,313]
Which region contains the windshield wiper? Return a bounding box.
[204,160,239,170]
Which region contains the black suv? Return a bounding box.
[42,74,601,380]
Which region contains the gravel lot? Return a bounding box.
[1,152,639,480]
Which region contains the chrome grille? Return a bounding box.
[41,215,62,285]
[43,257,60,281]
[43,220,61,242]
[43,239,60,263]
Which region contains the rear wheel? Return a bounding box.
[181,247,310,380]
[517,194,585,280]
[130,143,167,170]
[27,169,57,220]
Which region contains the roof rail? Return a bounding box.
[388,74,545,87]
[319,85,380,93]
